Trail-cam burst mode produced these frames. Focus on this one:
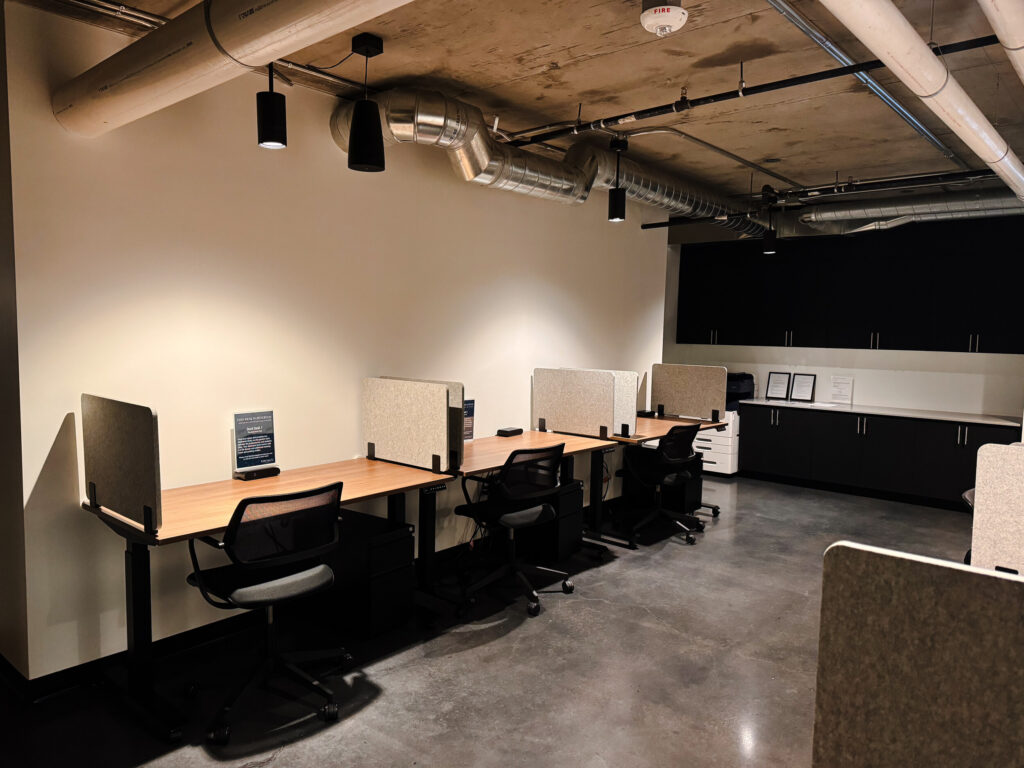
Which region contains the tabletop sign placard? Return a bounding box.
[766,371,791,401]
[790,373,817,402]
[464,399,475,441]
[233,410,280,480]
[830,375,854,405]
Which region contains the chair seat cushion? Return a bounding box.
[662,471,692,487]
[499,504,555,529]
[188,562,334,608]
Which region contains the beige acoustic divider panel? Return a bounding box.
[532,368,615,437]
[382,376,464,468]
[81,394,162,533]
[561,368,638,435]
[362,378,450,471]
[651,364,726,420]
[813,542,1024,767]
[973,443,1024,574]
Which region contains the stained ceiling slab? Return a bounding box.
[28,0,1024,197]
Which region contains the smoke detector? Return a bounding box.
[641,0,688,37]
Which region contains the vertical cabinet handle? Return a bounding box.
[964,425,969,445]
[862,417,867,437]
[968,334,974,353]
[975,335,980,353]
[957,425,961,445]
[856,416,861,434]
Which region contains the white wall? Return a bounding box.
[664,246,1024,417]
[6,3,667,678]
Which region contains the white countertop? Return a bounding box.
[739,398,1022,428]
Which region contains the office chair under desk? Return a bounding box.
[621,424,703,546]
[186,482,351,745]
[454,444,575,617]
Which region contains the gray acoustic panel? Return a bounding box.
[363,378,449,471]
[973,443,1024,574]
[381,376,464,469]
[813,542,1024,767]
[81,394,161,532]
[532,368,615,437]
[651,363,727,420]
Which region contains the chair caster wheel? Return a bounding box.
[711,508,721,518]
[320,702,339,722]
[686,535,696,545]
[527,601,541,617]
[562,579,575,594]
[208,724,230,745]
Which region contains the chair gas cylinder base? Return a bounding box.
[186,483,353,745]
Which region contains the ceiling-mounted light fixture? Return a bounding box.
[609,137,628,222]
[257,62,286,149]
[763,211,778,255]
[640,0,689,37]
[348,33,385,173]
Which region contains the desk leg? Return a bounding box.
[582,447,634,551]
[413,483,455,616]
[387,493,406,524]
[113,541,184,742]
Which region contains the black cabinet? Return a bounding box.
[741,404,1020,505]
[739,405,812,478]
[676,217,1024,354]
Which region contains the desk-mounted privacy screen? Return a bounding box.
[382,376,464,467]
[81,394,162,534]
[533,368,616,438]
[973,443,1024,575]
[556,368,640,434]
[813,542,1024,767]
[651,364,727,420]
[363,378,452,472]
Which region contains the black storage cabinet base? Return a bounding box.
[331,510,416,637]
[515,480,584,564]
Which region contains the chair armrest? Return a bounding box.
[187,538,234,610]
[461,473,491,505]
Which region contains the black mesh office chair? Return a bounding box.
[454,444,574,617]
[186,482,350,744]
[621,424,703,546]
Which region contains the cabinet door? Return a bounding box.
[738,405,776,473]
[809,411,864,486]
[859,416,922,495]
[914,420,973,503]
[771,407,814,478]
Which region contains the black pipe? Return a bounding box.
[641,215,753,231]
[512,34,999,147]
[785,169,997,200]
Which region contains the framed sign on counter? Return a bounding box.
[766,371,791,401]
[233,410,279,480]
[790,373,817,402]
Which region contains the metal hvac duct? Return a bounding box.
[976,0,1024,89]
[817,0,1024,201]
[796,190,1024,234]
[52,0,413,137]
[330,89,763,234]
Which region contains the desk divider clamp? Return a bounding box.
[538,418,547,432]
[367,442,376,459]
[599,426,608,439]
[431,454,442,473]
[657,404,665,417]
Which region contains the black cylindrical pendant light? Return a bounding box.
[257,63,286,149]
[608,136,629,222]
[348,99,385,172]
[348,34,386,172]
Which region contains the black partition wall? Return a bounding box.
[676,215,1024,354]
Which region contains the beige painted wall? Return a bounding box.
[7,3,667,678]
[664,246,1024,417]
[0,8,29,678]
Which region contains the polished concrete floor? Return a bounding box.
[3,477,972,768]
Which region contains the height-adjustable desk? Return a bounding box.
[83,456,449,740]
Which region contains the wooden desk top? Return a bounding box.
[611,416,726,445]
[89,458,450,545]
[460,431,615,475]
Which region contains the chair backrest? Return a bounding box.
[223,482,342,567]
[657,424,700,464]
[493,444,565,504]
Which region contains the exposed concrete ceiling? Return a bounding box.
[27,0,1024,197]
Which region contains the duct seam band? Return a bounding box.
[917,62,951,100]
[203,0,256,71]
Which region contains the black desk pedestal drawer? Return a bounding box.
[333,510,416,636]
[516,480,584,563]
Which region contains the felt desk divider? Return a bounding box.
[650,363,727,420]
[81,394,162,533]
[532,368,616,437]
[557,368,639,436]
[972,443,1024,575]
[363,377,451,472]
[812,542,1024,766]
[381,376,464,469]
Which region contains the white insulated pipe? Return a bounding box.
[976,0,1024,88]
[52,0,412,137]
[818,0,1024,200]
